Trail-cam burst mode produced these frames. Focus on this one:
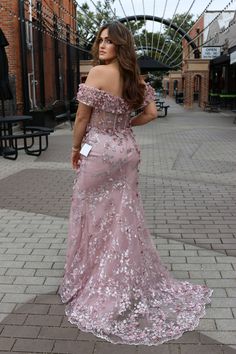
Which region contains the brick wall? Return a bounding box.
[0,0,23,113]
[0,0,78,114]
[182,16,204,62]
[183,59,210,109]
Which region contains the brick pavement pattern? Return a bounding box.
[0,100,236,353]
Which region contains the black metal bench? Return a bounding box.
[0,131,51,160]
[175,92,184,104]
[232,110,236,124]
[203,101,220,113]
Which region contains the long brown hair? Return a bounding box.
[92,21,145,109]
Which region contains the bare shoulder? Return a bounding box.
[85,65,112,89]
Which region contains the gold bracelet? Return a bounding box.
[72,147,80,152]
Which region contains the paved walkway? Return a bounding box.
[0,99,236,354]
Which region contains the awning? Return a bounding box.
[137,55,172,72]
[211,54,229,65]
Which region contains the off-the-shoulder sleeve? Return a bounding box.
[76,84,98,107]
[142,84,156,107]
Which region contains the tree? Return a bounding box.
[77,0,114,43]
[165,13,195,38]
[77,0,144,47]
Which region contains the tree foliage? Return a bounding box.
[77,0,144,45]
[77,2,195,68]
[140,13,195,66]
[164,13,195,43]
[77,0,114,43]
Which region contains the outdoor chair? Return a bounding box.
[175,92,184,104]
[52,100,71,126]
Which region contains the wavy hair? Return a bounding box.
[91,21,145,109]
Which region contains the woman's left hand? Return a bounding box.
[71,150,81,170]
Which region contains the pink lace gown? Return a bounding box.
[59,83,213,346]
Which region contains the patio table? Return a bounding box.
[0,115,32,156]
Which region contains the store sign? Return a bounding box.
[202,47,221,59]
[230,51,236,65]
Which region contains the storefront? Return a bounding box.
[209,46,236,108]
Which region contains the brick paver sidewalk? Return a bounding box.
[0,99,236,354]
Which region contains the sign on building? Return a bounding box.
[230,51,236,65]
[202,47,221,60]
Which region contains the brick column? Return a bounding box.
[183,59,210,109]
[184,72,193,108]
[0,0,23,113]
[200,72,210,109]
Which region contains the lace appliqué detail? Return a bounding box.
[77,84,129,114]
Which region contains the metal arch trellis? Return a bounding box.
[150,0,157,57]
[164,0,214,66]
[158,0,215,66]
[158,0,181,62]
[141,0,149,54]
[154,0,169,60]
[117,0,145,55]
[119,15,200,58]
[164,1,215,64]
[117,0,135,36]
[129,0,145,55]
[161,0,197,63]
[106,1,118,20]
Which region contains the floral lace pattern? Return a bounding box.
[59,84,213,346]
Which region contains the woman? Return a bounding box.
[59,21,213,346]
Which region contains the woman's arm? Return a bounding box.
[73,65,105,150]
[71,67,102,169]
[71,103,92,170]
[72,103,92,150]
[130,101,158,126]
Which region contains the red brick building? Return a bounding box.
[0,0,78,115]
[164,10,236,109]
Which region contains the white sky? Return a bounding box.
[80,0,236,34]
[81,0,236,33]
[113,0,236,18]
